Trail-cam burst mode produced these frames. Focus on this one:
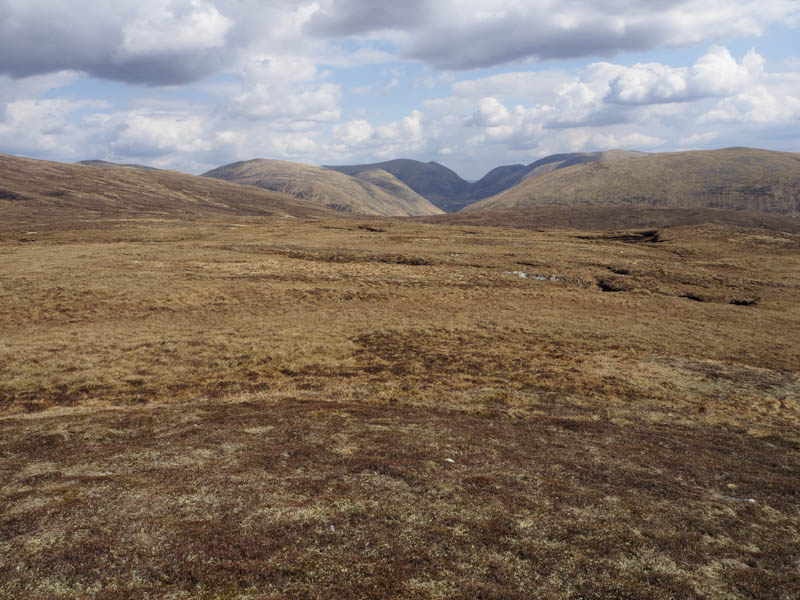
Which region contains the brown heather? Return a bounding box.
[1,209,799,598]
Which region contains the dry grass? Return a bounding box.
[203,159,443,217]
[325,159,471,213]
[417,205,800,234]
[1,217,799,598]
[0,153,337,230]
[465,147,800,216]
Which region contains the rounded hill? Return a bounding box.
[463,148,800,217]
[203,159,443,217]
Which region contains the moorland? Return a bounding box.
[1,151,799,599]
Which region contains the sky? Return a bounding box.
[0,1,798,180]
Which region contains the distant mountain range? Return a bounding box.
[4,147,798,229]
[326,150,646,212]
[203,159,442,217]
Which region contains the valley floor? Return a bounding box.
[1,218,799,598]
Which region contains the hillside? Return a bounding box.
[77,159,160,171]
[324,158,470,212]
[203,159,443,217]
[464,147,800,216]
[469,150,648,201]
[347,168,440,216]
[415,204,800,233]
[326,152,647,212]
[0,153,336,230]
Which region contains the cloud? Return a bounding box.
[305,0,432,36]
[230,82,342,122]
[701,85,800,123]
[0,1,240,85]
[308,0,800,70]
[679,131,720,146]
[467,97,511,127]
[110,112,215,157]
[2,0,794,88]
[118,0,232,56]
[0,0,325,86]
[328,110,425,159]
[452,70,573,103]
[605,46,762,104]
[0,97,109,159]
[334,119,374,145]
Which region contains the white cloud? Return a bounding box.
[334,119,374,145]
[308,0,800,70]
[0,98,109,159]
[228,54,342,123]
[231,82,342,122]
[327,110,425,159]
[701,84,800,123]
[467,97,512,127]
[679,131,720,146]
[111,112,215,156]
[119,0,232,56]
[376,110,423,144]
[606,46,762,105]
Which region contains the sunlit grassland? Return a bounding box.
[1,217,799,599]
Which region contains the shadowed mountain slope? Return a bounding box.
[0,153,336,229]
[324,159,470,213]
[204,159,443,217]
[463,148,800,217]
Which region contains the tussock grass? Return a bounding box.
[1,217,799,598]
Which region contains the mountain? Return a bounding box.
[468,150,648,202]
[203,159,443,217]
[324,159,470,213]
[326,152,646,212]
[77,159,160,171]
[0,153,336,229]
[345,168,441,216]
[462,148,800,216]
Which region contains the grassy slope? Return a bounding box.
[204,159,443,217]
[1,218,799,598]
[0,153,336,229]
[347,168,444,216]
[76,159,160,171]
[464,147,800,216]
[416,205,800,233]
[325,159,472,213]
[469,149,648,202]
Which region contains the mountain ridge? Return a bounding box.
[327,150,648,212]
[0,153,337,229]
[462,147,800,216]
[324,159,471,213]
[203,159,443,217]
